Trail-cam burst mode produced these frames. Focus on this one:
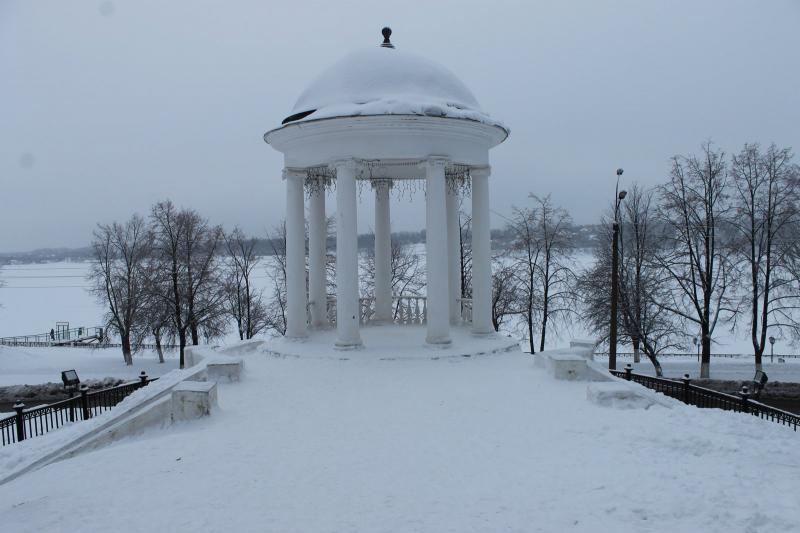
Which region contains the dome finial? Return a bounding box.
[381,27,394,48]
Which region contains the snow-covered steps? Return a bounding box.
[0,346,243,486]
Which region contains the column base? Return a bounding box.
[425,335,452,346]
[334,339,364,351]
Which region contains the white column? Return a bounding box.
[425,158,452,345]
[284,169,307,338]
[334,159,363,348]
[471,167,493,335]
[373,179,392,322]
[445,179,461,325]
[308,177,327,329]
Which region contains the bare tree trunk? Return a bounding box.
[178,329,186,369]
[121,332,133,366]
[155,331,164,363]
[539,257,549,353]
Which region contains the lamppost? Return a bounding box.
[693,336,699,362]
[769,336,775,363]
[609,168,626,370]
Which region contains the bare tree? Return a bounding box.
[89,214,151,365]
[506,195,576,353]
[363,237,426,319]
[580,186,680,376]
[655,142,736,378]
[181,209,225,346]
[141,278,174,364]
[530,194,577,351]
[149,201,224,367]
[491,258,518,332]
[730,143,800,369]
[459,209,473,300]
[507,205,541,352]
[150,200,191,368]
[264,222,288,335]
[224,227,268,340]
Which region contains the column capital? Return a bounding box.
[370,178,393,191]
[424,156,450,169]
[470,166,491,179]
[282,168,306,181]
[330,158,363,171]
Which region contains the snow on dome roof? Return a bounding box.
[281,34,506,132]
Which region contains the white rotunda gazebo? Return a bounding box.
[264,28,512,355]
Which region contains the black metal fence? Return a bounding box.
[611,367,800,431]
[598,351,800,359]
[0,372,157,446]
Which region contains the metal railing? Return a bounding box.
[0,326,104,347]
[612,367,799,431]
[0,372,157,446]
[597,351,800,359]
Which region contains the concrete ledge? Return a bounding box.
[569,339,596,361]
[172,381,218,421]
[545,352,591,381]
[207,358,243,383]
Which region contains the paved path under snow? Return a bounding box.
[0,351,798,532]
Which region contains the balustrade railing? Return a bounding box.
[309,295,474,327]
[612,367,799,432]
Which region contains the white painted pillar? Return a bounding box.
[425,158,452,345]
[284,169,307,338]
[334,159,363,348]
[308,177,327,329]
[471,167,493,335]
[445,180,461,325]
[373,179,392,322]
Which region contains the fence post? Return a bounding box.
[682,374,691,404]
[13,401,25,442]
[80,385,91,420]
[624,363,632,381]
[739,385,751,414]
[139,371,148,387]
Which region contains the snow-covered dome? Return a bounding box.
[280,30,505,131]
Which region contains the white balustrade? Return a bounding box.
[458,298,473,324]
[319,295,431,326]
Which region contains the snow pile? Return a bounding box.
[285,47,507,131]
[0,350,798,532]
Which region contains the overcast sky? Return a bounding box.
[1,0,798,253]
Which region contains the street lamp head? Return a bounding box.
[618,190,627,200]
[616,168,624,176]
[769,336,775,345]
[693,337,698,345]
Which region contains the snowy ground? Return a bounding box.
[0,349,798,532]
[0,346,178,387]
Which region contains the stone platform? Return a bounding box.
[265,324,520,360]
